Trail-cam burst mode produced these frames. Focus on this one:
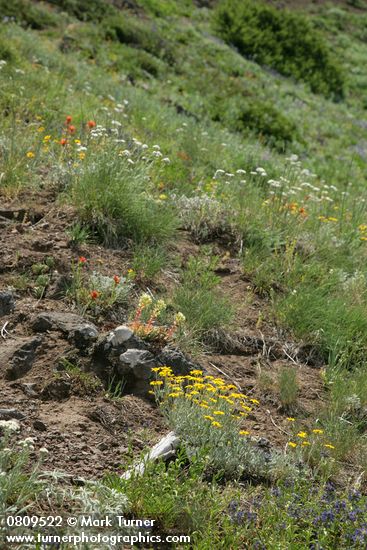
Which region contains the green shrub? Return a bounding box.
[0,0,59,29]
[275,265,367,370]
[103,14,174,64]
[106,454,250,547]
[47,0,114,22]
[214,0,346,99]
[278,367,299,411]
[172,255,234,343]
[70,153,177,246]
[212,95,299,148]
[132,243,168,281]
[235,98,298,148]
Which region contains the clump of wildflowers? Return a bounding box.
[68,257,134,314]
[130,293,185,342]
[148,367,289,480]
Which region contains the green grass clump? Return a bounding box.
[70,153,178,246]
[0,0,59,29]
[47,0,114,22]
[278,367,299,411]
[214,0,346,99]
[212,95,299,148]
[173,255,234,344]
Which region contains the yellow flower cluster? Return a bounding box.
[358,224,367,241]
[318,216,338,223]
[150,366,259,437]
[286,418,335,451]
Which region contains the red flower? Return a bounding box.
[66,115,72,124]
[60,138,68,146]
[68,125,76,134]
[78,256,87,264]
[87,120,96,128]
[90,290,100,300]
[113,275,120,285]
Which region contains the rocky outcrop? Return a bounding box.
[31,311,98,348]
[90,325,197,396]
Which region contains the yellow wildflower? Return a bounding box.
[286,417,296,422]
[213,411,225,416]
[26,151,35,158]
[297,432,308,439]
[138,293,152,308]
[312,429,324,434]
[174,312,186,325]
[204,415,214,421]
[288,442,297,448]
[239,430,250,436]
[324,444,335,450]
[150,381,163,386]
[211,421,222,428]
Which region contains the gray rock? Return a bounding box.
[0,290,15,316]
[33,420,47,432]
[19,382,39,398]
[5,336,43,380]
[0,409,25,420]
[106,325,133,347]
[41,378,71,401]
[69,324,99,348]
[32,312,98,347]
[122,432,180,480]
[119,349,155,380]
[156,347,196,376]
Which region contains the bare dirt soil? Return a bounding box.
[0,189,326,480]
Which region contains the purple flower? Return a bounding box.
[271,487,282,498]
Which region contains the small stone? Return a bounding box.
[0,409,25,421]
[119,349,155,380]
[33,420,47,432]
[0,290,15,317]
[31,312,98,348]
[157,347,195,376]
[107,325,133,347]
[19,383,39,398]
[69,324,99,348]
[5,336,43,380]
[41,378,71,401]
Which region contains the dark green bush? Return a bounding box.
[47,0,114,22]
[212,95,298,148]
[0,0,59,29]
[103,14,174,64]
[213,0,346,99]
